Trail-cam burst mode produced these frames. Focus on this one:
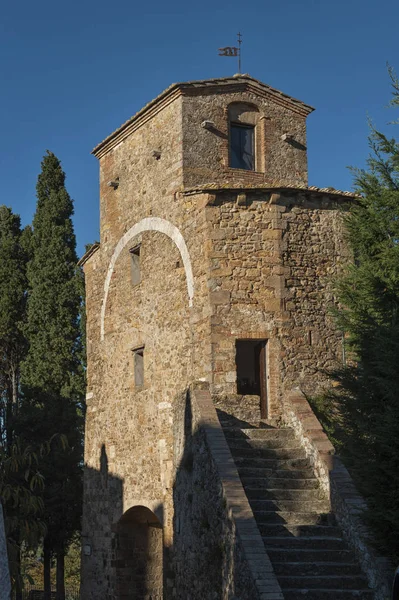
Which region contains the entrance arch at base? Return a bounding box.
[115,505,163,600]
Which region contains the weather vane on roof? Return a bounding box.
[219,32,242,73]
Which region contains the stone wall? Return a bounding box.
[182,89,309,189]
[280,194,349,393]
[172,384,283,600]
[81,94,212,598]
[283,389,393,600]
[189,188,349,419]
[0,504,10,600]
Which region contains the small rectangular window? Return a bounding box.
[230,124,255,170]
[133,347,144,388]
[130,245,141,286]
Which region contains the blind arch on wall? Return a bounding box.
[101,217,194,341]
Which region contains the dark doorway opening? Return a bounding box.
[115,506,163,600]
[235,340,268,418]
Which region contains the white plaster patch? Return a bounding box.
[101,217,194,341]
[158,402,172,410]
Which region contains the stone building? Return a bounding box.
[80,75,378,600]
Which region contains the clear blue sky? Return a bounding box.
[1,0,398,256]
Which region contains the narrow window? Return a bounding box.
[133,347,144,388]
[130,245,141,286]
[230,124,255,170]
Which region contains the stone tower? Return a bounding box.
[80,75,354,600]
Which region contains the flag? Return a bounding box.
[218,47,238,57]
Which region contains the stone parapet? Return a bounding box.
[283,389,393,600]
[191,383,284,600]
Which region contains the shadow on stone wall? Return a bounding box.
[171,388,261,600]
[82,390,265,600]
[81,445,165,600]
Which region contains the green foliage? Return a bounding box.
[20,151,85,582]
[0,440,46,588]
[22,151,82,396]
[0,205,41,589]
[331,67,399,561]
[22,534,81,590]
[0,207,28,347]
[0,206,29,446]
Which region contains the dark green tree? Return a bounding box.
[0,206,33,596]
[20,151,85,600]
[334,67,399,560]
[0,207,29,448]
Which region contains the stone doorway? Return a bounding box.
[236,339,268,418]
[115,505,163,600]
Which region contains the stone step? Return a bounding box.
[234,427,296,440]
[250,499,331,513]
[263,536,346,550]
[228,437,301,450]
[240,476,319,490]
[277,575,369,590]
[241,427,295,440]
[237,467,315,479]
[282,589,374,600]
[273,561,362,577]
[257,524,341,537]
[266,548,355,563]
[216,415,258,429]
[234,456,312,470]
[230,446,307,460]
[253,511,334,525]
[246,487,325,502]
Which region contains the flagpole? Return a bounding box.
[237,32,242,73]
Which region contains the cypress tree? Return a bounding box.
[334,67,399,560]
[0,207,28,449]
[0,206,31,596]
[21,151,84,599]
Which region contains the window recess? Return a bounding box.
[133,347,144,388]
[130,245,141,286]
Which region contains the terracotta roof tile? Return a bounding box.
[182,182,359,199]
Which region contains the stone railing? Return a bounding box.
[283,389,393,600]
[191,383,284,600]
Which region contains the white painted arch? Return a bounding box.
[100,217,194,341]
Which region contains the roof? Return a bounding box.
[77,242,100,267]
[92,74,315,159]
[182,182,360,199]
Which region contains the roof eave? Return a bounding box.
[181,183,359,200]
[91,75,315,159]
[77,242,100,267]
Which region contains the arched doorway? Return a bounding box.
[115,505,163,600]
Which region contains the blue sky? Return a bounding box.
[1,0,398,256]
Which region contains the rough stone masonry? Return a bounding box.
[80,74,356,600]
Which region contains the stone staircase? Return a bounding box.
[218,415,375,599]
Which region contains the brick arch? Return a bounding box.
[101,217,194,340]
[227,99,260,116]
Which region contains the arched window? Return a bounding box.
[228,103,261,171]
